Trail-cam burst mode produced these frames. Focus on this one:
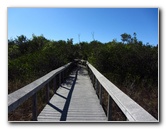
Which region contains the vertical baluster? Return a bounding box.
[64,69,66,80]
[95,77,97,90]
[53,77,56,93]
[59,73,61,87]
[86,65,88,71]
[46,83,49,103]
[62,70,64,83]
[89,70,92,80]
[107,95,112,121]
[99,83,102,105]
[92,74,95,87]
[88,65,90,73]
[96,80,99,97]
[32,93,37,121]
[65,69,67,79]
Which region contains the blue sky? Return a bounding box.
[8,8,158,46]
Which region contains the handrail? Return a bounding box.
[8,62,73,120]
[86,61,157,122]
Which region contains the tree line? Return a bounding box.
[8,33,158,92]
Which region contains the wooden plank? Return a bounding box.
[67,69,106,121]
[87,62,157,122]
[38,66,107,122]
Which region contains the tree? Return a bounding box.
[121,33,131,43]
[30,34,47,52]
[67,38,73,45]
[13,35,29,55]
[8,44,20,59]
[91,32,95,41]
[133,32,137,43]
[15,35,28,45]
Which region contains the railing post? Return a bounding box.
[95,79,99,95]
[66,68,68,78]
[46,83,49,103]
[32,93,37,121]
[86,64,88,72]
[95,77,97,90]
[65,68,67,79]
[62,70,64,83]
[89,70,91,80]
[90,70,93,81]
[107,95,112,121]
[63,69,66,79]
[97,80,99,96]
[59,73,61,87]
[53,77,56,93]
[99,83,102,105]
[92,74,95,87]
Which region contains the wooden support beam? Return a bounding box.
[95,78,99,95]
[107,95,112,121]
[32,93,37,121]
[92,74,95,87]
[46,83,49,103]
[59,73,61,87]
[99,83,102,105]
[62,70,64,83]
[53,77,56,93]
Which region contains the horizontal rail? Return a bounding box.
[86,62,157,122]
[8,62,72,114]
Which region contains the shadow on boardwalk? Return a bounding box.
[47,67,79,121]
[38,65,107,121]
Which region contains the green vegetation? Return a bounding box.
[8,33,158,120]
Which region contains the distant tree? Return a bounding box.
[79,42,90,60]
[67,38,73,45]
[13,35,29,55]
[15,35,28,45]
[91,32,95,41]
[16,35,27,44]
[30,34,47,52]
[121,33,131,43]
[8,38,15,45]
[133,32,137,43]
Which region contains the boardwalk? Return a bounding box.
[37,66,107,121]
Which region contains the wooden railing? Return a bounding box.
[8,62,74,121]
[86,61,157,122]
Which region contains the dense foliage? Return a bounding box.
[8,33,158,92]
[8,33,158,119]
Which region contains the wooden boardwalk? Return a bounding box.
[37,66,107,122]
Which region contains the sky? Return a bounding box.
[8,8,158,46]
